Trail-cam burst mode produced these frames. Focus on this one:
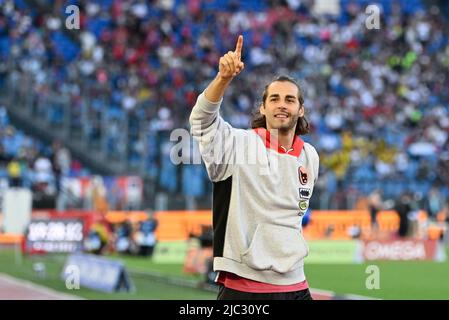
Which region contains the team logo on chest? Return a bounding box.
[298,166,308,185]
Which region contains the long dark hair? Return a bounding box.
[251,75,309,135]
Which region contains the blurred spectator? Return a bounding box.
[115,220,133,254]
[424,188,446,220]
[84,220,110,255]
[52,140,71,176]
[87,176,109,212]
[7,157,22,187]
[34,156,53,185]
[134,211,158,257]
[368,189,383,229]
[395,192,413,238]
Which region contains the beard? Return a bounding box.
[271,113,300,134]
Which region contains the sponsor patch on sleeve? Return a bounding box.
[299,188,311,199]
[298,200,309,212]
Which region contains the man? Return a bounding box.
[368,189,383,235]
[189,35,319,300]
[395,192,412,238]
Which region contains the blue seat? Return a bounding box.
[0,37,9,58]
[51,32,80,62]
[87,17,111,39]
[13,0,28,10]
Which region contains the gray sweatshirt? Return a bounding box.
[189,92,319,285]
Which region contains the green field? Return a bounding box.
[306,258,449,299]
[0,249,216,300]
[0,247,448,299]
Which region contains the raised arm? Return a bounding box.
[189,35,245,182]
[204,35,245,103]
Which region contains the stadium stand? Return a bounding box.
[0,0,448,213]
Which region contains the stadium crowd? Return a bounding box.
[1,0,448,213]
[0,102,90,207]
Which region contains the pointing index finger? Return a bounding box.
[234,35,243,60]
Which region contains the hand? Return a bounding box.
[218,35,245,81]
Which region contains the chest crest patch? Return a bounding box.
[298,166,308,185]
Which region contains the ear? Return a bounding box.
[298,104,305,117]
[259,104,265,116]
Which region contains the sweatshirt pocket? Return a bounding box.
[241,223,308,274]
